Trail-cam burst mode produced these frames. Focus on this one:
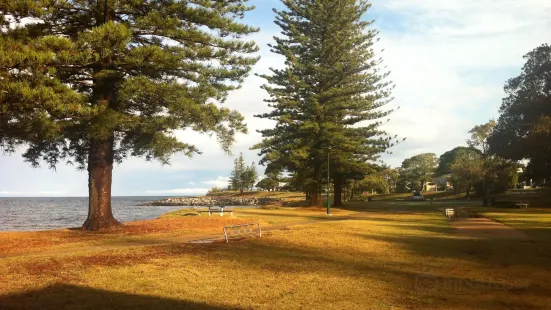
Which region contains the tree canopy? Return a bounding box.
[400,153,438,191]
[0,1,259,229]
[489,44,551,166]
[467,120,495,155]
[229,154,258,194]
[448,149,485,198]
[253,0,395,207]
[437,147,483,176]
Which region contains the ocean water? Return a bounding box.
[0,196,187,232]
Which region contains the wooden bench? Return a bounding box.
[198,207,234,216]
[515,203,529,208]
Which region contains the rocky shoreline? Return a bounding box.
[138,196,282,207]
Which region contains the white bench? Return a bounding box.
[515,203,529,208]
[444,208,455,219]
[198,206,233,216]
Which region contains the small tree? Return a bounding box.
[230,153,247,194]
[381,168,400,193]
[467,120,496,155]
[359,173,389,194]
[256,177,279,191]
[449,151,485,199]
[242,162,258,191]
[483,158,520,194]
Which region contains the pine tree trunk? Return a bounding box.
[82,136,121,231]
[310,188,322,207]
[310,163,323,207]
[333,175,344,206]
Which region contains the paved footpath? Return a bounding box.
[450,217,528,240]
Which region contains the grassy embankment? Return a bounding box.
[1,199,551,309]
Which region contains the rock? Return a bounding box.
[138,196,282,206]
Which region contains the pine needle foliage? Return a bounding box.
[253,0,396,206]
[0,0,259,168]
[0,0,259,229]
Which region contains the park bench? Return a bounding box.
[197,206,234,216]
[515,203,529,208]
[442,207,474,220]
[223,223,261,243]
[444,208,455,220]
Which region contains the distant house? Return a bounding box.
[277,182,289,191]
[424,176,453,192]
[423,182,438,192]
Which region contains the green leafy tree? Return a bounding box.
[437,147,483,176]
[254,0,394,207]
[256,170,281,191]
[482,158,520,194]
[242,162,258,191]
[359,173,389,195]
[380,167,400,193]
[256,177,279,191]
[449,150,485,199]
[400,153,439,191]
[489,44,551,179]
[467,120,495,154]
[332,155,376,206]
[0,2,259,230]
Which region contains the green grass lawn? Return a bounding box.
[1,201,551,309]
[479,207,551,239]
[362,191,470,201]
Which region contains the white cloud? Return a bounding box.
[203,176,231,188]
[145,188,209,195]
[374,0,551,166]
[0,191,21,195]
[0,190,66,196]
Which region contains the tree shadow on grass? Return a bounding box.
[355,232,551,270]
[336,202,445,214]
[171,239,549,309]
[3,233,550,309]
[0,284,232,310]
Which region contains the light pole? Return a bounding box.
[326,148,331,215]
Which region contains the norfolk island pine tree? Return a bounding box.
[0,1,259,230]
[253,0,396,207]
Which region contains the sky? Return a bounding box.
[1,0,551,197]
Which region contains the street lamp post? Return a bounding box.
[327,149,331,215]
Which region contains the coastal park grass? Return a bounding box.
[1,201,551,309]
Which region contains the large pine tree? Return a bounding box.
[0,1,259,230]
[254,0,394,207]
